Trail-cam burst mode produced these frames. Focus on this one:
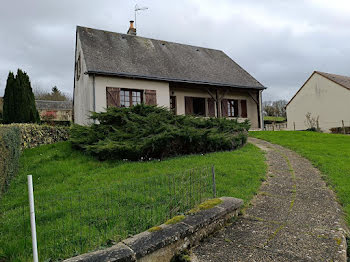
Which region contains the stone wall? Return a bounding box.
[64,197,243,262]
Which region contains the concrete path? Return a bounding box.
[192,138,348,262]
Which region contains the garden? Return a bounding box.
[0,105,267,261]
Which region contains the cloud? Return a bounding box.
[0,0,349,102]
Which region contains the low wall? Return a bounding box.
[64,197,243,262]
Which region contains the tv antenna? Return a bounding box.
[134,4,148,28]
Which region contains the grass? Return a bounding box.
[264,116,286,122]
[188,198,223,214]
[164,215,185,225]
[0,141,266,261]
[250,131,350,225]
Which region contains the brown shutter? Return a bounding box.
[207,98,215,117]
[234,100,239,117]
[241,100,247,118]
[106,87,120,108]
[145,90,157,105]
[185,97,193,115]
[221,99,228,117]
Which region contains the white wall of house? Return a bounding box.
[287,73,350,132]
[170,87,260,128]
[74,35,94,125]
[94,77,170,113]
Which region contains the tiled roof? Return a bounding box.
[77,26,265,90]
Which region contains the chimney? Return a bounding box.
[127,20,136,35]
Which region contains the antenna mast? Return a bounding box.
[134,4,148,28]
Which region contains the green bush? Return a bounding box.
[330,126,350,134]
[70,105,249,160]
[0,126,21,196]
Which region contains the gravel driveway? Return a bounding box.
[192,138,348,262]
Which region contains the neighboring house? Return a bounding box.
[36,100,73,122]
[74,22,266,128]
[287,71,350,132]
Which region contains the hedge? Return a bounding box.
[0,126,21,196]
[70,104,249,161]
[0,124,69,196]
[330,126,350,134]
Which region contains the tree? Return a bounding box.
[263,100,287,118]
[3,69,40,123]
[34,86,71,101]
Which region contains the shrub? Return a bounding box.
[3,69,40,124]
[0,126,21,196]
[330,126,350,134]
[70,104,249,161]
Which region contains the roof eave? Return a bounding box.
[85,70,267,90]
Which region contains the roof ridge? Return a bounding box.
[316,71,350,79]
[77,25,222,52]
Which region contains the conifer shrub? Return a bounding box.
[3,69,40,124]
[70,105,249,160]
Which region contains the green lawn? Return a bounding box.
[263,116,286,122]
[0,141,266,261]
[250,131,350,224]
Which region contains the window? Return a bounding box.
[120,89,142,107]
[170,96,176,113]
[227,100,236,117]
[185,97,206,116]
[193,98,206,116]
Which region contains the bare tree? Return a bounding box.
[263,100,287,117]
[33,86,72,101]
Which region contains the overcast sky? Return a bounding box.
[0,0,349,101]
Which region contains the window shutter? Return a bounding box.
[106,87,120,108]
[185,97,193,115]
[241,100,247,118]
[221,99,228,117]
[234,100,239,117]
[207,98,215,117]
[145,90,157,105]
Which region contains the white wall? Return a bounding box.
[74,34,93,125]
[94,77,170,113]
[287,73,350,132]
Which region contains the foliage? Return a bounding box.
[0,126,21,197]
[0,141,266,261]
[3,69,40,124]
[70,105,250,161]
[330,126,350,134]
[304,112,320,131]
[250,131,350,225]
[263,100,287,118]
[34,86,71,101]
[264,116,286,123]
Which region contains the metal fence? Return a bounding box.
[0,166,215,261]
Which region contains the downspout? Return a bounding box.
[259,90,263,129]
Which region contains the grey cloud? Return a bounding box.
[0,0,349,102]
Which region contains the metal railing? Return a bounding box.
[0,166,215,261]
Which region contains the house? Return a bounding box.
[74,22,266,128]
[286,71,350,132]
[36,100,72,123]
